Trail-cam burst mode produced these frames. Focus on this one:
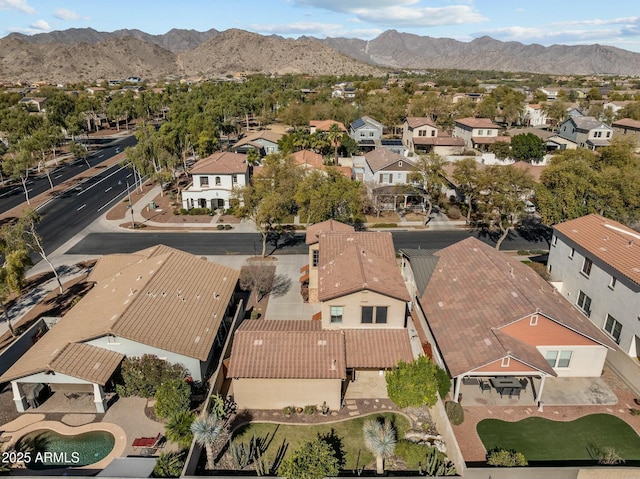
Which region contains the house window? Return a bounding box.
[431,130,436,136]
[379,173,393,183]
[478,129,484,136]
[418,130,426,137]
[330,306,343,324]
[312,250,319,267]
[232,174,238,184]
[361,306,388,324]
[530,314,538,326]
[398,161,403,167]
[604,314,622,344]
[362,306,373,324]
[369,131,375,137]
[569,248,575,259]
[200,176,209,187]
[546,350,572,368]
[606,131,611,138]
[215,176,221,185]
[501,357,510,367]
[609,276,617,290]
[581,258,593,277]
[375,306,388,324]
[577,290,592,317]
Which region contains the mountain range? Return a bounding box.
[2,27,640,83]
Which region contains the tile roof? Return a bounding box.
[455,117,500,129]
[364,148,413,173]
[399,249,440,296]
[305,219,355,245]
[318,232,410,302]
[227,326,346,379]
[613,118,640,130]
[571,116,612,131]
[0,246,239,384]
[405,117,437,129]
[310,120,347,132]
[418,237,614,377]
[232,130,282,148]
[413,136,465,147]
[190,152,248,175]
[87,253,148,283]
[291,150,324,169]
[343,329,413,368]
[237,319,321,332]
[553,214,640,286]
[49,343,125,385]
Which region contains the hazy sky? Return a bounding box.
[2,0,640,52]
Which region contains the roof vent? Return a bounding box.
[194,336,201,344]
[437,301,444,307]
[511,291,518,298]
[253,339,263,346]
[318,340,327,346]
[93,362,101,370]
[629,240,635,247]
[136,275,142,281]
[484,338,492,346]
[330,358,337,370]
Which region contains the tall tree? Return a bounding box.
[510,133,545,163]
[363,418,397,475]
[452,157,482,225]
[68,141,91,168]
[0,249,32,336]
[3,148,35,204]
[408,152,447,221]
[479,165,535,250]
[325,123,344,164]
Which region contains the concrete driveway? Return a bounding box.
[265,255,320,320]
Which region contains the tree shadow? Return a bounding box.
[318,428,346,469]
[271,274,292,299]
[518,217,553,247]
[267,230,305,255]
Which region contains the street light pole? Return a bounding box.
[126,180,135,229]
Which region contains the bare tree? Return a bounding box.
[239,259,291,302]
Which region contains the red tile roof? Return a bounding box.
[305,219,355,245]
[228,322,346,379]
[190,152,248,175]
[553,214,640,286]
[318,232,410,302]
[419,237,613,377]
[310,120,347,132]
[292,149,324,169]
[456,117,500,129]
[413,136,465,147]
[405,117,437,129]
[612,118,640,130]
[344,329,413,368]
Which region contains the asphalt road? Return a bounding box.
[0,135,136,215]
[67,229,550,256]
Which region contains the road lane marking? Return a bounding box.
[54,174,63,179]
[98,155,104,158]
[77,166,129,196]
[105,186,112,192]
[126,173,132,179]
[0,187,20,198]
[77,204,86,211]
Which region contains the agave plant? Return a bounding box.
[363,418,397,474]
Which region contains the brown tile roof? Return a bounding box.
[364,149,413,173]
[318,232,410,302]
[227,327,346,379]
[405,117,437,129]
[344,329,413,368]
[87,253,148,283]
[310,120,347,132]
[413,136,465,147]
[49,343,125,385]
[456,117,500,129]
[418,237,614,377]
[291,150,324,169]
[190,152,248,175]
[305,219,355,245]
[236,319,321,332]
[472,136,511,145]
[233,130,282,148]
[553,214,640,286]
[613,118,640,130]
[0,246,239,383]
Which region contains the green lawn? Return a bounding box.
[231,413,411,470]
[477,414,640,462]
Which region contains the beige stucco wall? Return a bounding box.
[233,378,342,410]
[321,290,407,330]
[536,345,608,377]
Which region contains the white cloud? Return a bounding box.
[54,8,81,20]
[552,16,639,27]
[293,0,486,27]
[0,0,35,14]
[30,19,50,30]
[252,21,344,36]
[474,25,630,46]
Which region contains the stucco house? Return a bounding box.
[453,117,505,150]
[309,119,347,134]
[401,237,614,404]
[181,152,248,210]
[523,104,549,127]
[228,227,415,410]
[402,117,464,155]
[547,214,640,357]
[291,150,352,178]
[557,116,613,150]
[0,245,241,413]
[612,118,640,151]
[231,130,282,156]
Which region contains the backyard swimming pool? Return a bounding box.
[15,429,115,469]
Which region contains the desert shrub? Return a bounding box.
[487,448,528,467]
[631,408,640,416]
[304,405,317,415]
[387,356,449,407]
[154,378,191,420]
[395,440,430,469]
[446,206,462,220]
[282,406,295,416]
[164,410,195,448]
[188,207,210,215]
[435,366,451,399]
[152,451,186,477]
[224,224,232,230]
[370,222,398,228]
[445,401,464,425]
[217,224,225,230]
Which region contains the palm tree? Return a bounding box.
[190,413,224,469]
[363,418,397,474]
[165,410,195,449]
[325,123,344,165]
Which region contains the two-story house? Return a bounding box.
[547,214,640,357]
[361,148,415,186]
[557,116,613,150]
[523,104,549,127]
[612,118,640,151]
[231,130,282,156]
[228,226,415,410]
[309,119,347,134]
[350,116,384,146]
[402,117,464,155]
[453,117,503,150]
[181,152,248,210]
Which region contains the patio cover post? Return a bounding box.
[453,375,463,403]
[93,383,107,413]
[536,375,547,405]
[11,381,28,412]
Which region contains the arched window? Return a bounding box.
[215,176,221,185]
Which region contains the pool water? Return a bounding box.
[16,429,115,469]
